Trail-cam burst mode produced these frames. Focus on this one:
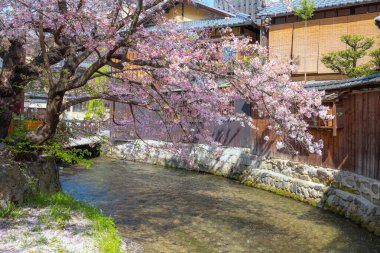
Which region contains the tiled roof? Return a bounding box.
[305,73,380,90]
[147,15,254,31]
[259,0,377,17]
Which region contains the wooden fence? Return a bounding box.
[250,90,380,180]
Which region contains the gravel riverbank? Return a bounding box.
[0,192,142,253]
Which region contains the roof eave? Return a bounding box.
[258,1,376,18]
[305,74,380,91]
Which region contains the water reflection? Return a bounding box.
[60,158,380,253]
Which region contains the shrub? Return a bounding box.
[321,34,375,77]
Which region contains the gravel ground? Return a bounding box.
[0,207,98,253]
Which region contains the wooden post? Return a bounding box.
[260,23,269,49]
[332,101,337,137]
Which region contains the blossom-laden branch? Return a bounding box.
[0,0,327,155]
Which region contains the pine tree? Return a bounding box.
[321,34,375,78]
[369,45,380,71]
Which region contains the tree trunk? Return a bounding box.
[0,108,12,139]
[28,91,65,144]
[0,39,25,139]
[304,20,307,81]
[0,85,16,139]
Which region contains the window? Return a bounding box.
[308,104,334,128]
[73,104,82,112]
[72,102,88,112]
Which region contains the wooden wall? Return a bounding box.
[251,90,380,180]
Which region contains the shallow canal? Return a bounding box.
[60,158,380,253]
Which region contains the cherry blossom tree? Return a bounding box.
[0,0,328,155]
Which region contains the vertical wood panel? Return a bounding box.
[269,23,294,61]
[367,93,375,178]
[318,16,348,74]
[376,93,380,180]
[292,20,320,74]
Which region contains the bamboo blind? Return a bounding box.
[347,12,380,66]
[126,52,145,80]
[292,20,319,74]
[269,23,294,61]
[318,16,348,74]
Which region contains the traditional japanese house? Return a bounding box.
[213,72,380,180]
[164,1,259,40]
[258,0,380,81]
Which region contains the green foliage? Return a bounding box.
[45,141,93,168]
[26,192,123,253]
[49,204,72,229]
[321,34,375,77]
[3,124,93,167]
[0,202,21,218]
[85,99,106,120]
[369,47,380,70]
[341,34,374,51]
[294,0,315,21]
[2,124,35,157]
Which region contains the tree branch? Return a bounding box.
[60,94,157,113]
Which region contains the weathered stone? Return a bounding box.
[373,198,380,206]
[0,156,60,208]
[372,184,379,195]
[302,188,310,198]
[317,169,329,179]
[360,180,370,190]
[344,178,356,188]
[295,166,307,175]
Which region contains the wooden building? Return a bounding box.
[159,1,259,40]
[258,0,380,80]
[214,0,263,24]
[302,73,380,179]
[200,73,380,180]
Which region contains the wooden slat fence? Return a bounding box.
[251,90,380,180]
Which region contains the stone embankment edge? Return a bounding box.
[108,140,380,235]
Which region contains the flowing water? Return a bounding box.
[60,158,380,253]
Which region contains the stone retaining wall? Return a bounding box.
[109,140,380,235]
[0,156,61,208]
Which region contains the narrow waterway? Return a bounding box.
[60,158,380,253]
